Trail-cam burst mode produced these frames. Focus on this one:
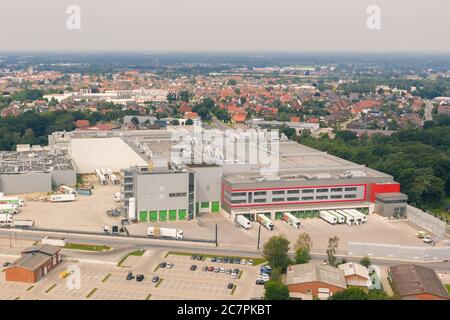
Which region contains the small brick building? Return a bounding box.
[5,244,62,283]
[286,263,347,299]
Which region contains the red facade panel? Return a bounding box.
[370,183,400,202]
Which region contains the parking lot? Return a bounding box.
[0,249,265,300]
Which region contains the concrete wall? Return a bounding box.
[51,169,77,187]
[0,173,52,194]
[189,166,223,202]
[70,137,148,173]
[136,171,189,212]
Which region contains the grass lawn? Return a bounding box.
[167,251,266,265]
[446,284,450,293]
[64,243,111,252]
[117,249,146,267]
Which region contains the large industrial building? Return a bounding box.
[1,127,407,222]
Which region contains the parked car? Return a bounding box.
[248,259,254,266]
[214,267,220,273]
[241,259,247,265]
[235,258,241,264]
[217,257,223,263]
[233,268,240,274]
[159,262,167,268]
[223,257,229,263]
[226,268,232,275]
[229,258,235,264]
[415,231,428,239]
[196,255,203,261]
[211,257,217,262]
[220,267,225,273]
[136,274,145,282]
[191,255,196,260]
[255,279,265,285]
[202,266,208,272]
[208,266,214,272]
[423,236,434,244]
[152,276,160,283]
[126,272,134,281]
[2,262,10,267]
[227,283,234,290]
[231,272,237,279]
[190,265,197,271]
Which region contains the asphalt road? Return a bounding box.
[1,228,450,272]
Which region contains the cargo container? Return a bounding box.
[257,214,274,231]
[50,194,76,202]
[147,226,184,239]
[235,214,252,229]
[77,188,92,196]
[282,212,301,229]
[319,210,337,224]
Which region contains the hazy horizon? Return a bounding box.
[0,0,448,52]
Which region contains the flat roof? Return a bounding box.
[0,150,74,174]
[286,263,347,289]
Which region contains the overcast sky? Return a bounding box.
[0,0,448,52]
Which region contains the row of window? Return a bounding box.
[230,186,360,198]
[230,194,358,204]
[169,192,187,198]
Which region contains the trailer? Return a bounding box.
[236,215,252,230]
[101,168,109,177]
[50,194,76,202]
[335,210,355,226]
[0,196,24,207]
[319,210,337,225]
[282,212,301,229]
[343,210,362,225]
[147,226,184,239]
[95,169,107,185]
[109,174,119,185]
[13,219,34,229]
[257,214,274,231]
[0,203,19,215]
[328,210,346,224]
[106,168,113,176]
[0,213,13,223]
[349,209,368,223]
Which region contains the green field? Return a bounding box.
[117,249,146,267]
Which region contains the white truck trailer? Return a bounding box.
[95,169,107,185]
[329,210,346,224]
[147,227,184,239]
[349,209,368,223]
[101,168,109,177]
[50,194,76,202]
[109,174,119,184]
[236,215,252,230]
[0,203,19,215]
[343,209,362,225]
[282,212,301,229]
[13,219,34,229]
[0,195,24,207]
[319,210,337,224]
[335,210,355,226]
[257,214,274,231]
[0,213,13,223]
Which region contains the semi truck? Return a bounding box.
[101,168,109,177]
[335,210,355,226]
[0,195,24,207]
[257,214,274,231]
[0,203,19,215]
[282,212,301,229]
[235,215,252,230]
[0,213,13,224]
[95,169,107,185]
[349,209,368,223]
[147,226,184,239]
[329,210,346,224]
[109,174,119,184]
[319,210,337,225]
[50,194,76,202]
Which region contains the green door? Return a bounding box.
[139,211,148,222]
[149,211,158,222]
[169,210,177,221]
[211,201,220,213]
[159,210,167,221]
[196,202,199,214]
[201,202,210,209]
[178,209,187,220]
[275,212,283,220]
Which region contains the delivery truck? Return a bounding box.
[257,214,274,231]
[50,194,76,202]
[0,203,19,215]
[235,215,252,230]
[282,212,301,229]
[0,213,13,224]
[0,196,24,207]
[319,210,337,225]
[147,226,184,239]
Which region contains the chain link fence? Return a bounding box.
[348,242,450,262]
[406,205,447,241]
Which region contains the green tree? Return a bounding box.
[130,116,140,127]
[359,256,371,268]
[185,119,194,125]
[263,235,291,270]
[264,280,290,300]
[326,236,339,266]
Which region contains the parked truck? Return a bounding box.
[329,210,346,224]
[282,212,301,229]
[235,215,252,230]
[349,209,368,223]
[95,169,107,185]
[257,214,274,231]
[109,174,119,185]
[50,194,76,202]
[0,195,24,207]
[13,219,34,229]
[319,210,337,225]
[0,213,13,224]
[0,203,19,215]
[147,226,184,239]
[335,210,355,226]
